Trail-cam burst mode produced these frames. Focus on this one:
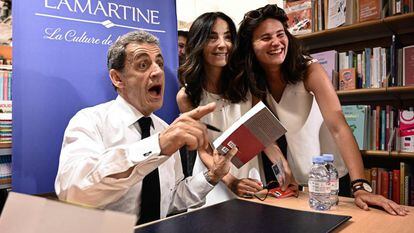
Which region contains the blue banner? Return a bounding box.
[12,0,179,194]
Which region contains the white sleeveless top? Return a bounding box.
[265,82,348,185]
[192,90,266,206]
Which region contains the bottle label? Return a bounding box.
[330,180,339,190]
[308,180,330,193]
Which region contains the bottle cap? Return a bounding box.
[312,156,324,164]
[322,154,334,162]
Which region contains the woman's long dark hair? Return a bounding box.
[231,4,311,100]
[179,12,241,108]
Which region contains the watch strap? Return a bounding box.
[350,178,371,187]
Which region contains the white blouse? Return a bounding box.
[192,90,266,206]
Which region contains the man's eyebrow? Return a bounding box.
[156,54,164,60]
[133,53,150,61]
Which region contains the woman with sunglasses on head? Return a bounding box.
[232,4,408,215]
[177,12,296,206]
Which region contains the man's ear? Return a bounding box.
[109,69,124,89]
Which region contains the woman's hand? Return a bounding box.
[263,143,298,191]
[229,178,263,197]
[353,191,409,216]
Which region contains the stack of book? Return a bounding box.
[0,148,11,189]
[0,100,11,144]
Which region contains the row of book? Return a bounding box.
[0,70,12,100]
[342,105,414,152]
[312,44,414,90]
[284,0,414,35]
[0,101,12,144]
[0,148,11,189]
[364,162,413,206]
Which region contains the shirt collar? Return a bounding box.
[115,95,155,129]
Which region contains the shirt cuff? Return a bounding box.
[128,133,162,163]
[191,171,215,197]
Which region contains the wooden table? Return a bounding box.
[244,192,414,233]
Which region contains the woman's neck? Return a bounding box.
[264,66,286,101]
[204,65,223,94]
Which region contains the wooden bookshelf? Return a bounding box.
[337,86,414,104]
[298,13,414,52]
[362,150,414,160]
[361,150,389,158]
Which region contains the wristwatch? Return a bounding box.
[203,170,219,186]
[351,179,373,195]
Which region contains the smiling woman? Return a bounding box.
[175,11,292,207]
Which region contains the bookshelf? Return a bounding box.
[298,13,414,53]
[0,45,12,193]
[298,12,414,205]
[298,13,414,159]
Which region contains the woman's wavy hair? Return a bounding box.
[179,12,239,108]
[231,4,311,100]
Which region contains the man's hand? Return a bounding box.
[353,191,409,216]
[229,178,263,197]
[207,147,238,184]
[159,102,216,155]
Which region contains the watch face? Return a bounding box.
[363,183,373,192]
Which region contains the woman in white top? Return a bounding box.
[232,4,408,215]
[176,12,295,206]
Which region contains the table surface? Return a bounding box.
[135,192,414,233]
[244,192,414,233]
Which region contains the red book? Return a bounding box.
[393,170,401,204]
[213,102,286,168]
[359,0,382,22]
[381,170,389,198]
[403,45,414,86]
[371,168,378,194]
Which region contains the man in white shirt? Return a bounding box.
[54,30,237,224]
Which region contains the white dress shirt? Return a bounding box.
[55,95,214,220]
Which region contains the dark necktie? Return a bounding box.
[137,117,161,224]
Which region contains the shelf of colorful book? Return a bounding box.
[337,86,414,104]
[361,150,414,159]
[298,13,414,52]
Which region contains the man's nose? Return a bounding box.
[150,63,163,78]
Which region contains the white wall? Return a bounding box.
[176,0,283,30]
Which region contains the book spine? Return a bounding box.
[393,170,401,204]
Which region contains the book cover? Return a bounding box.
[339,68,356,90]
[0,100,12,113]
[213,101,287,168]
[327,0,346,29]
[403,45,414,86]
[359,0,382,22]
[311,50,338,84]
[342,105,368,149]
[284,0,313,35]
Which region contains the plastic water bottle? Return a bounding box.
[308,156,331,210]
[322,154,339,206]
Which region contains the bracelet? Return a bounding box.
[350,178,371,187]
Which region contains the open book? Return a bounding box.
[213,101,287,168]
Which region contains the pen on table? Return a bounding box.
[205,123,222,132]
